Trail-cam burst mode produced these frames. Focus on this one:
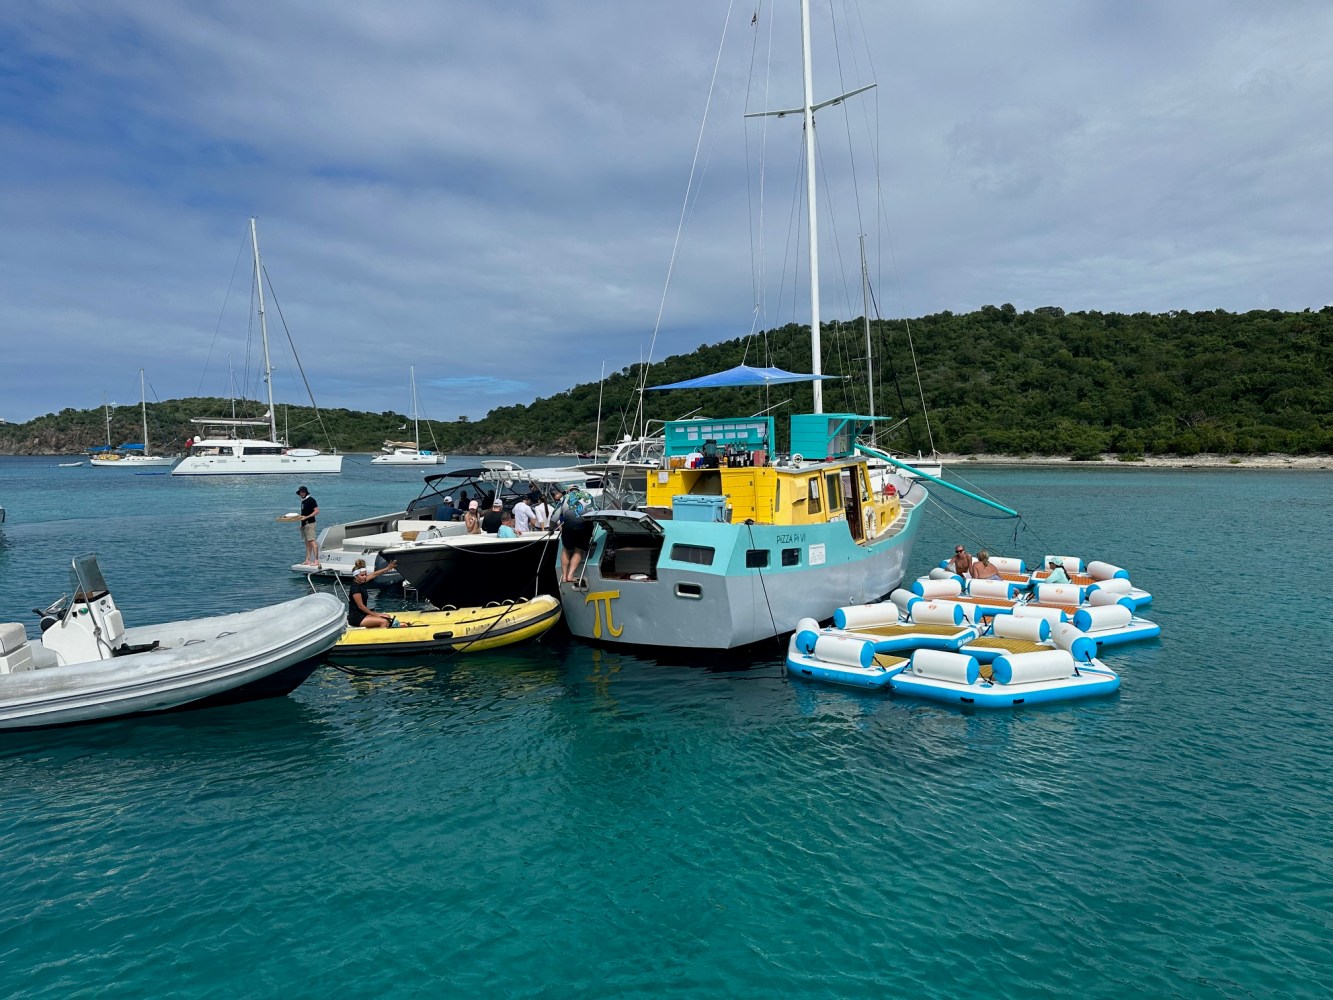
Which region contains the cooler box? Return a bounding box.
[672,495,730,522]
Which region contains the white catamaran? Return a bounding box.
[173,219,342,477]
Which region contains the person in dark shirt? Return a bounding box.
[481,498,504,534]
[296,486,320,566]
[348,560,398,627]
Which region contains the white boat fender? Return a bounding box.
[793,618,823,654]
[909,601,966,626]
[1050,622,1098,663]
[1086,589,1136,610]
[1036,583,1086,605]
[1013,605,1069,625]
[1087,560,1130,581]
[911,577,963,599]
[967,577,1019,600]
[1086,578,1133,595]
[810,634,877,669]
[990,555,1026,574]
[1046,554,1085,573]
[992,614,1049,643]
[928,567,960,581]
[1073,604,1134,632]
[910,649,979,685]
[833,604,900,629]
[991,649,1076,685]
[889,589,917,614]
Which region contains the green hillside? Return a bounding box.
[3,305,1330,457]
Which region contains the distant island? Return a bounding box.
[3,305,1330,460]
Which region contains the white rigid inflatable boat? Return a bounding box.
[0,553,346,731]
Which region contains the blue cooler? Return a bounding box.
[672,495,730,522]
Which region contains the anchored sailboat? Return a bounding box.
[89,369,175,469]
[372,367,447,466]
[173,219,342,476]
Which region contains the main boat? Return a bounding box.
[556,3,1025,651]
[173,219,342,476]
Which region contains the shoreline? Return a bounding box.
[926,452,1333,471]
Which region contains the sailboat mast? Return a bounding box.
[140,368,150,453]
[410,366,421,447]
[250,217,279,443]
[800,0,823,414]
[860,234,874,435]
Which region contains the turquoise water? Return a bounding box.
[1,457,1329,998]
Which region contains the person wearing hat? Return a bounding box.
[433,494,461,523]
[1043,559,1071,585]
[512,491,538,534]
[295,486,320,566]
[347,559,399,628]
[481,497,505,534]
[463,500,482,534]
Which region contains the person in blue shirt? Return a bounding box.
[497,511,519,538]
[433,494,461,522]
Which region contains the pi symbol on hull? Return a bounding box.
[584,590,624,638]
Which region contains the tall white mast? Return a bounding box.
[410,366,421,448]
[860,234,874,432]
[250,217,279,443]
[140,368,150,454]
[800,0,823,414]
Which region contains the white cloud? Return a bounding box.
[1,0,1331,422]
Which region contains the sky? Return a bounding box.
[3,0,1330,424]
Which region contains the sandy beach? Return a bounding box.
[932,452,1332,471]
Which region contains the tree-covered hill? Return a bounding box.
[3,305,1330,457]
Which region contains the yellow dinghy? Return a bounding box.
[333,595,561,657]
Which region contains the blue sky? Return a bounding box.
[3,1,1330,423]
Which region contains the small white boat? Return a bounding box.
[89,369,177,469]
[0,553,345,731]
[371,367,447,466]
[58,461,84,467]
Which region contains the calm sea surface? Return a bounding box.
[0,456,1329,998]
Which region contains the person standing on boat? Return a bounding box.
[296,486,320,566]
[512,492,538,534]
[947,545,973,576]
[498,511,520,538]
[348,560,399,628]
[433,494,461,522]
[481,498,505,534]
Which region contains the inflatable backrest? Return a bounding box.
[992,615,1049,642]
[991,649,1075,685]
[1073,604,1133,632]
[910,649,979,685]
[834,604,902,630]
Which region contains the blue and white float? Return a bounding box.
[886,639,1120,708]
[784,610,977,690]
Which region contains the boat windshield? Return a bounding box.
[70,553,110,600]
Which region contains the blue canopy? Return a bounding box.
[117,443,145,451]
[646,364,839,391]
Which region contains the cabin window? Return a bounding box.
[745,549,770,569]
[825,472,843,510]
[675,582,703,599]
[670,544,715,566]
[807,477,822,514]
[782,548,800,567]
